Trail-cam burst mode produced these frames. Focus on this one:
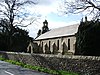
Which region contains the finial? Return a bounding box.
[85,16,87,22]
[81,18,83,22]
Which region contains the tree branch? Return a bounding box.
[87,1,100,11]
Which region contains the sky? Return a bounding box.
[23,0,84,38]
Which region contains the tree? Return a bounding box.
[62,0,100,56]
[63,0,100,20]
[0,18,12,51]
[11,28,30,52]
[75,18,100,56]
[37,29,41,37]
[0,0,38,27]
[0,18,32,52]
[0,0,38,50]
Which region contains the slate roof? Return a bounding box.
[36,24,79,40]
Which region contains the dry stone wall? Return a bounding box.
[0,51,100,75]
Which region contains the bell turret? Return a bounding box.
[43,20,48,26]
[42,20,49,34]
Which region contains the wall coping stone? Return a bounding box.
[0,51,100,60]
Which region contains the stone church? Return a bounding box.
[27,20,79,55]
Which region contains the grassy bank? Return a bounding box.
[0,56,79,75]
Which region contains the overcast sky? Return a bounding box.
[25,0,84,38]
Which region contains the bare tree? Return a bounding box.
[0,0,38,50]
[62,0,100,20]
[0,0,38,28]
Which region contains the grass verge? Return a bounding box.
[0,56,79,75]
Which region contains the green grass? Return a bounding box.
[0,56,79,75]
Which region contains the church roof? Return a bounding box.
[36,24,79,40]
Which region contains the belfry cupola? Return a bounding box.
[36,20,49,38]
[43,19,48,26]
[42,20,49,34]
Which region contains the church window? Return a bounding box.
[68,39,70,50]
[42,42,43,50]
[29,46,31,53]
[52,42,56,54]
[44,43,48,53]
[49,41,51,50]
[57,40,59,50]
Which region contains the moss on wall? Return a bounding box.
[0,51,100,75]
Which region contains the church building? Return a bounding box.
[27,20,79,55]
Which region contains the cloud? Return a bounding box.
[37,0,53,5]
[21,0,81,38]
[25,0,61,16]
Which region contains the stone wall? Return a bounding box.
[0,51,100,75]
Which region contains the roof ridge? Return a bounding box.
[51,23,79,30]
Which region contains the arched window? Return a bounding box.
[52,42,56,54]
[61,42,67,54]
[42,42,43,50]
[44,43,47,52]
[49,41,51,50]
[44,43,50,54]
[29,46,31,53]
[68,39,70,50]
[57,40,59,50]
[38,44,41,53]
